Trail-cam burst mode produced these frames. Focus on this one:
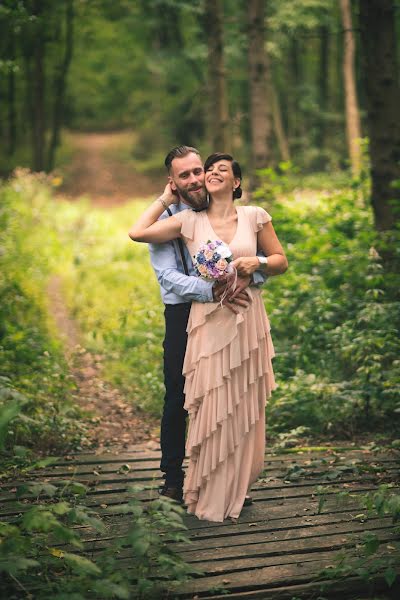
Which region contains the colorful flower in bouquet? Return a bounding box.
[193,240,233,281]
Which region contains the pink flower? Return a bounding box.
[198,264,208,276]
[204,249,214,260]
[216,258,227,271]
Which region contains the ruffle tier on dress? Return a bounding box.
[182,289,276,522]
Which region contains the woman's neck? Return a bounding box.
[207,193,236,219]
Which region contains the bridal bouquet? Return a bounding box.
[193,240,233,281]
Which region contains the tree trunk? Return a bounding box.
[288,37,305,155]
[340,0,362,175]
[247,0,272,190]
[7,31,17,156]
[315,25,329,163]
[359,0,400,231]
[31,0,46,172]
[204,0,229,151]
[271,85,290,162]
[47,0,74,172]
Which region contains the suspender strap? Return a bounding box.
[166,207,189,276]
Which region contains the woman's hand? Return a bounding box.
[160,182,179,206]
[231,257,260,277]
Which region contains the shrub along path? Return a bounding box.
[2,444,399,598]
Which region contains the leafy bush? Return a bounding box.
[0,482,193,599]
[260,179,400,436]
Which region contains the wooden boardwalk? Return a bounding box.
[1,445,399,598]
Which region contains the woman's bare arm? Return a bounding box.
[231,222,288,277]
[128,185,182,243]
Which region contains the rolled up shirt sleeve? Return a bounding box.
[149,240,214,303]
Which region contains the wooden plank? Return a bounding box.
[73,510,391,545]
[2,446,396,600]
[176,527,397,563]
[0,479,389,519]
[25,447,400,467]
[4,456,397,486]
[39,447,399,467]
[0,481,393,522]
[2,464,397,501]
[175,547,400,597]
[176,574,400,600]
[68,517,395,557]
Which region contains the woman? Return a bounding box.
[130,153,288,522]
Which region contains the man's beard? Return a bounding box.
[176,183,208,210]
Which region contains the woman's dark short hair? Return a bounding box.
[203,153,243,199]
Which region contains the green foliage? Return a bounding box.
[0,482,193,599]
[0,0,353,173]
[261,177,400,436]
[57,196,165,415]
[0,172,87,455]
[317,484,400,589]
[2,168,399,440]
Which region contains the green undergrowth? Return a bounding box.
[59,197,165,415]
[0,481,193,599]
[1,169,399,458]
[316,483,400,591]
[55,169,400,436]
[0,169,193,597]
[0,171,87,459]
[259,179,400,437]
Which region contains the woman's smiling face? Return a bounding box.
[205,160,240,196]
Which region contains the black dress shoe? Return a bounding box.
[159,485,184,504]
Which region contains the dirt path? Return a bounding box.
[60,131,164,207]
[49,132,162,451]
[47,276,159,453]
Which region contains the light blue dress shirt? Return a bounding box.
[148,202,267,305]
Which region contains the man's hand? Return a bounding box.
[231,257,260,277]
[228,275,251,300]
[213,279,251,314]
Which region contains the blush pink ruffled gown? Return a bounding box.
[173,206,276,522]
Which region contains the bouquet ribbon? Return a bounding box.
[218,265,238,308]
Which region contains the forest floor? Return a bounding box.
[58,130,164,206]
[50,131,164,452]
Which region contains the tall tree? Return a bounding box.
[315,25,329,160]
[30,0,46,171]
[47,0,74,171]
[7,30,17,156]
[340,0,362,175]
[271,85,290,162]
[247,0,273,189]
[359,0,400,231]
[204,0,229,151]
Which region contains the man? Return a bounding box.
[149,145,266,502]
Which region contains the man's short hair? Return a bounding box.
[164,145,201,173]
